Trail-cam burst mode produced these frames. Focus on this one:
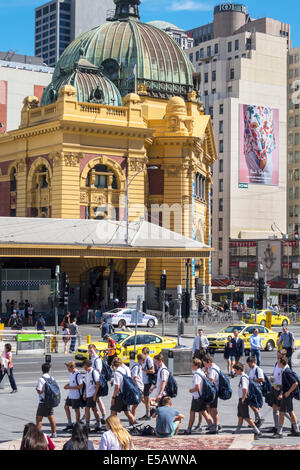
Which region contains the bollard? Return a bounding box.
[168,350,174,375]
[129,351,135,369]
[50,333,56,353]
[0,323,4,342]
[87,335,91,344]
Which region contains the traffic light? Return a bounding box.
[182,292,191,321]
[160,273,167,291]
[58,272,70,309]
[258,278,265,310]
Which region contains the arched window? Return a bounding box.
[34,165,49,189]
[194,172,206,202]
[86,164,118,189]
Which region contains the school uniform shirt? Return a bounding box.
[68,371,83,400]
[208,364,220,391]
[36,374,52,403]
[238,373,249,399]
[192,368,205,399]
[192,335,209,355]
[85,369,100,398]
[113,364,131,396]
[273,363,283,387]
[249,365,264,382]
[156,364,169,398]
[131,363,144,392]
[142,356,154,385]
[99,430,134,451]
[91,355,103,374]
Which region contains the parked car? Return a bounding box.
[103,308,158,328]
[242,309,290,327]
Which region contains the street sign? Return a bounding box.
[238,183,248,189]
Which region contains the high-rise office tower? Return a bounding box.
[186,4,289,284]
[34,0,114,67]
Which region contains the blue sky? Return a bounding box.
[0,0,299,56]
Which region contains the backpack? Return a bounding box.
[42,376,61,408]
[160,368,178,398]
[283,369,300,400]
[116,370,142,405]
[255,368,272,398]
[37,318,45,330]
[75,372,86,408]
[242,376,263,409]
[92,369,108,398]
[146,359,157,386]
[211,367,232,401]
[101,360,113,382]
[195,372,216,404]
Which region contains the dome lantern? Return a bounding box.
[108,0,141,22]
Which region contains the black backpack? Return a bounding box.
[146,358,157,386]
[43,376,61,408]
[160,368,178,398]
[75,372,86,408]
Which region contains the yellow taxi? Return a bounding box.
[242,310,290,327]
[207,324,278,352]
[74,330,177,365]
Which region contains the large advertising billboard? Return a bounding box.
[239,104,279,186]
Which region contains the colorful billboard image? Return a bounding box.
[239,104,279,186]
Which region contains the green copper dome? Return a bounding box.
[41,0,195,104]
[41,57,122,106]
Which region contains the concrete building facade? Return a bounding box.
[186,3,289,283]
[0,54,53,134]
[34,0,114,67]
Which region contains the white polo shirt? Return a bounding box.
[68,371,83,400]
[142,356,154,385]
[91,355,103,374]
[273,362,283,387]
[208,363,220,391]
[249,365,264,382]
[192,368,205,399]
[85,368,100,398]
[113,364,131,395]
[36,374,52,403]
[156,364,169,398]
[238,373,249,399]
[131,363,144,392]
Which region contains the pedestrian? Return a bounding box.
[20,423,49,451]
[62,322,71,355]
[101,318,112,339]
[110,357,136,426]
[88,344,107,425]
[62,311,71,327]
[69,317,79,353]
[231,329,244,365]
[131,353,146,419]
[63,422,95,450]
[99,415,134,450]
[35,314,46,332]
[246,357,265,428]
[203,355,220,434]
[100,298,106,316]
[272,357,300,438]
[232,363,262,440]
[36,363,57,438]
[152,397,184,438]
[0,343,18,393]
[18,300,25,320]
[28,304,34,327]
[184,358,214,435]
[82,359,101,433]
[192,329,209,360]
[278,326,295,369]
[5,299,10,316]
[120,298,127,309]
[139,347,155,421]
[249,328,263,367]
[118,319,133,332]
[105,334,117,367]
[63,361,83,431]
[224,336,235,377]
[233,362,262,440]
[152,353,170,406]
[8,311,23,330]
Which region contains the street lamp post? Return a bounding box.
[54,265,60,353]
[125,166,158,246]
[254,271,258,324]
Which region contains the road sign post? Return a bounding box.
[134,295,142,356]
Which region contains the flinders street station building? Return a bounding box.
[0,0,217,312]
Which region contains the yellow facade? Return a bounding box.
[0,85,217,308]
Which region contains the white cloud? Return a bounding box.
[170,1,211,11]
